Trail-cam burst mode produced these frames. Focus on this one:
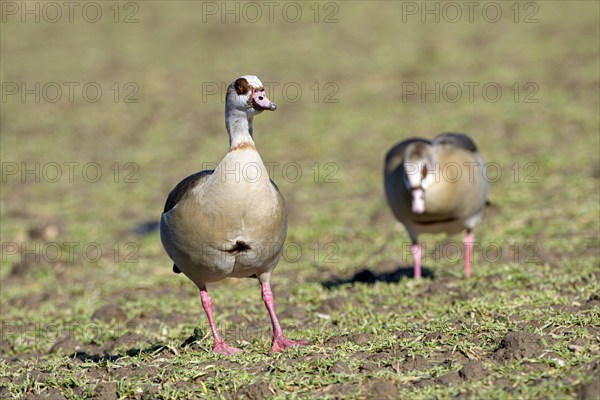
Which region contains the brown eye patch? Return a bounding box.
[234,78,250,95]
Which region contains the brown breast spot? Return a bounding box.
[224,241,251,254]
[229,142,257,152]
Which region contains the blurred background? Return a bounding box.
[1,1,598,398]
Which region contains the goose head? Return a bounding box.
[226,75,277,117]
[403,142,436,214]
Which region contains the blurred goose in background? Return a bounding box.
[160,75,308,355]
[384,133,488,279]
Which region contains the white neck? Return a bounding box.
[225,105,255,149]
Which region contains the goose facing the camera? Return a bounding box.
[384,132,488,279]
[160,75,308,355]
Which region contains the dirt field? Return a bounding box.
[1,1,599,399]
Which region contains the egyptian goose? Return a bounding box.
[384,133,488,279]
[160,75,308,355]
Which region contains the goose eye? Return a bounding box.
[237,85,244,92]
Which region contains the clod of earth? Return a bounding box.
[582,294,600,310]
[279,305,307,321]
[319,295,349,313]
[91,304,128,323]
[578,361,600,400]
[48,337,84,355]
[330,360,353,374]
[436,371,462,385]
[493,331,545,362]
[92,382,118,400]
[459,360,488,381]
[363,378,399,400]
[28,388,64,400]
[399,355,430,372]
[236,381,274,399]
[349,333,374,345]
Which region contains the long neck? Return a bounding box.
[225,106,255,151]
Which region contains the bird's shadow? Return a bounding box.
[70,343,168,363]
[322,265,435,289]
[131,220,160,235]
[66,328,211,364]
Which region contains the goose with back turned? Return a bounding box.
[384,132,489,279]
[160,75,308,355]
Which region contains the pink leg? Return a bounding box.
[412,243,422,279]
[199,289,241,355]
[261,282,309,352]
[463,231,474,279]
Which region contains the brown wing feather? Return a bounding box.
[163,170,213,274]
[163,170,214,213]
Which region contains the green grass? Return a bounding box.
[1,1,599,399]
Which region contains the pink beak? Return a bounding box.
[252,89,277,111]
[412,188,425,214]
